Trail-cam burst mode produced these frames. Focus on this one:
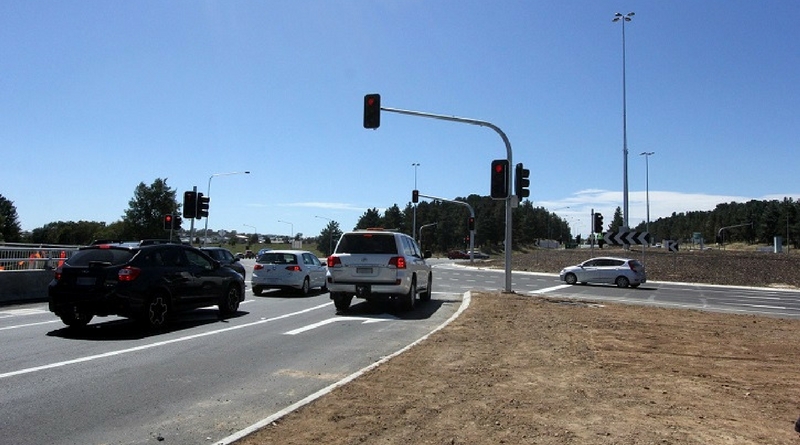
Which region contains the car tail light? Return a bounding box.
[254,264,264,270]
[54,267,62,281]
[388,256,406,269]
[285,265,301,272]
[327,256,341,267]
[118,266,141,282]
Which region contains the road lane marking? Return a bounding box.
[0,302,332,381]
[0,320,60,331]
[284,315,396,335]
[530,284,572,294]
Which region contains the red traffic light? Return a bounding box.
[363,93,381,129]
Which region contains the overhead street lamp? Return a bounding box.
[640,151,655,237]
[278,220,294,241]
[315,215,335,255]
[613,11,634,229]
[203,171,250,246]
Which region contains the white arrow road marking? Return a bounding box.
[284,315,398,335]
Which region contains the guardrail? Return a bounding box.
[0,244,82,305]
[0,244,81,271]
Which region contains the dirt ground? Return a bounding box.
[234,248,800,444]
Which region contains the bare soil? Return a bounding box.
[234,247,800,444]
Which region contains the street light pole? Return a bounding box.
[613,11,634,229]
[203,171,250,246]
[412,163,420,240]
[315,215,334,255]
[278,220,294,243]
[640,151,654,236]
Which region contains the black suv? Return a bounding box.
[48,242,245,328]
[200,247,247,279]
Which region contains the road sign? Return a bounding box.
[604,231,651,245]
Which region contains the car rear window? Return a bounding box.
[336,234,398,254]
[67,248,135,267]
[257,252,298,265]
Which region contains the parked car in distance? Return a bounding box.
[326,229,432,312]
[201,247,246,279]
[469,250,490,259]
[251,250,327,296]
[48,242,245,328]
[447,250,469,259]
[559,257,646,288]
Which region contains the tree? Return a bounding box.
[121,178,180,240]
[610,206,624,232]
[355,208,383,229]
[317,220,342,256]
[0,194,22,242]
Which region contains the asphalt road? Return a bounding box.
[2,259,799,445]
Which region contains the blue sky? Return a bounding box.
[2,1,799,239]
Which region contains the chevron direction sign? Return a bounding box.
[604,231,651,245]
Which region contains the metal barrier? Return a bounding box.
[0,244,81,271]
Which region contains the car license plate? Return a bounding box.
[76,277,96,286]
[356,267,373,274]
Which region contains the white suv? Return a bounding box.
[326,229,432,312]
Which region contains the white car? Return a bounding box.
[326,229,432,312]
[559,257,646,288]
[251,250,327,296]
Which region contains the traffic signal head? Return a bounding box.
[490,159,510,199]
[183,191,197,219]
[468,216,475,231]
[593,212,604,233]
[173,215,182,230]
[163,214,173,231]
[197,193,210,218]
[514,163,530,198]
[363,93,381,129]
[412,189,419,203]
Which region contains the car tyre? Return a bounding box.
[401,279,417,311]
[219,284,242,317]
[420,273,432,302]
[59,307,93,328]
[298,277,310,297]
[332,292,352,312]
[253,286,263,296]
[616,276,630,288]
[564,273,578,285]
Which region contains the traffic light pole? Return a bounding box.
[383,106,514,292]
[189,186,197,246]
[418,192,476,263]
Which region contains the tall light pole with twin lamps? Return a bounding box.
[613,11,634,229]
[640,151,655,237]
[203,171,250,246]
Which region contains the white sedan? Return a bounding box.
[251,250,327,296]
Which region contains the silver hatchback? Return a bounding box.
[559,257,646,288]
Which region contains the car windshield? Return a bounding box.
[66,248,135,267]
[257,252,298,265]
[336,234,397,254]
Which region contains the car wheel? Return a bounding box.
[331,292,352,312]
[252,286,263,296]
[616,276,630,288]
[298,277,310,297]
[59,307,93,328]
[144,292,170,328]
[564,273,577,285]
[420,273,432,302]
[219,284,242,317]
[401,279,417,311]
